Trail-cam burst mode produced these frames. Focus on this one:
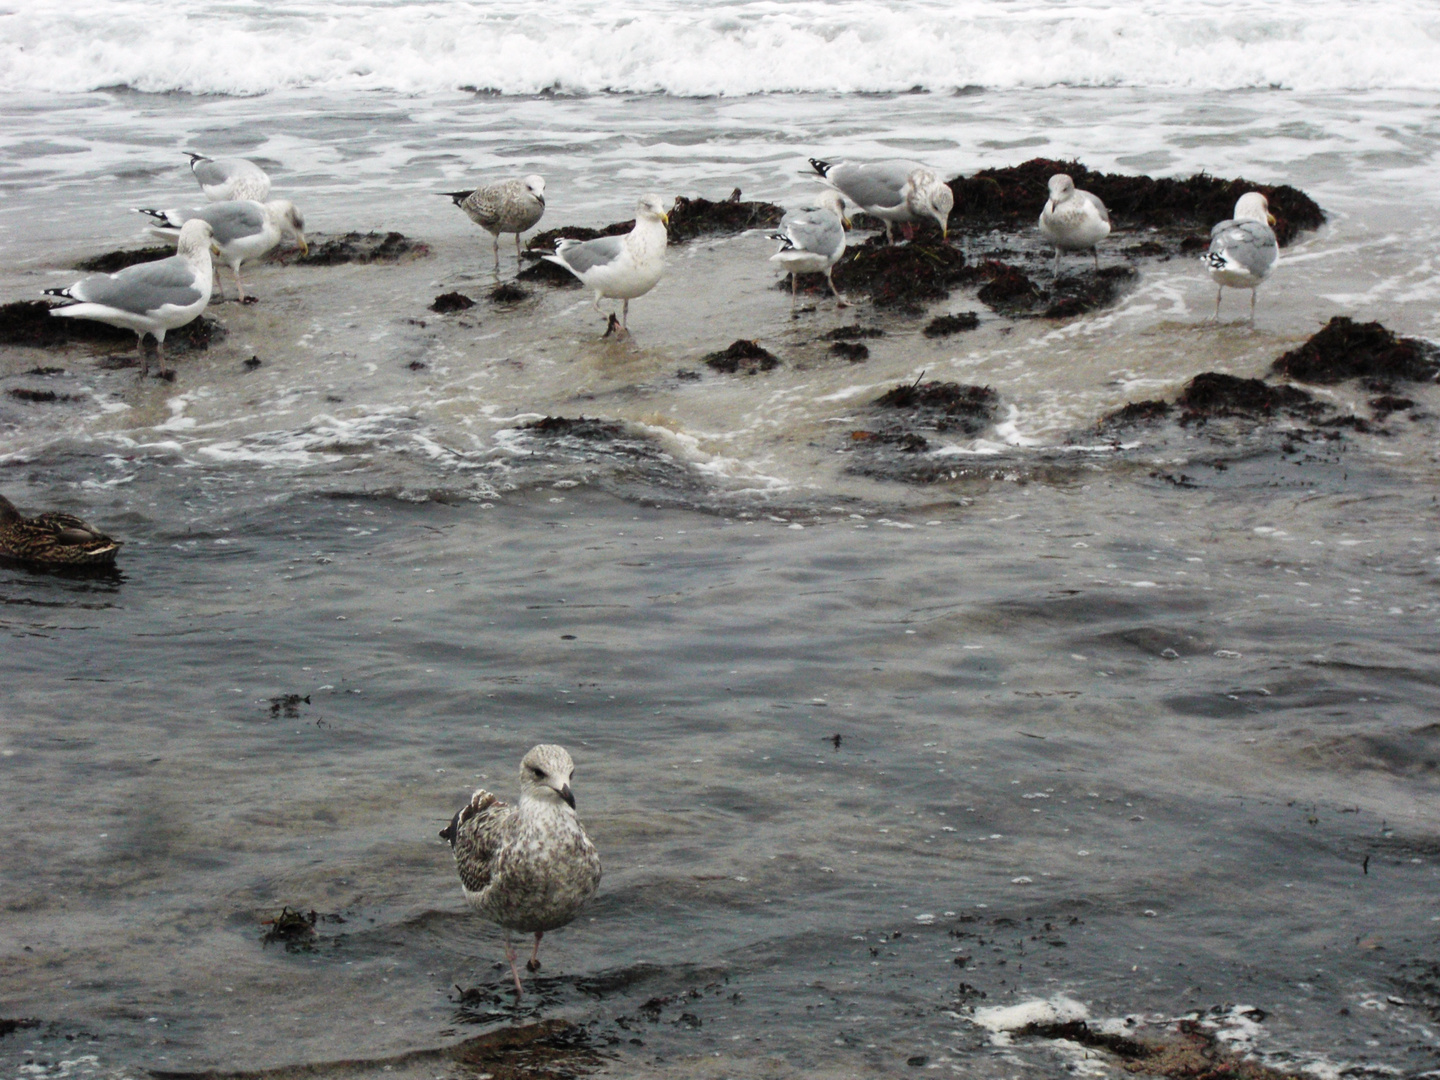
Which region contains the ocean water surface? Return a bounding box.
[1,2,1439,1078]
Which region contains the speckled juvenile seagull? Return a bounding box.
[1204,191,1279,325]
[440,744,601,996]
[441,175,547,271]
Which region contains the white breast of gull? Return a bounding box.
[440,743,601,995]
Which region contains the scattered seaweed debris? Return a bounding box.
[269,693,310,719]
[451,1019,603,1080]
[1271,316,1440,385]
[666,190,784,243]
[832,238,969,312]
[1370,395,1416,419]
[850,429,929,452]
[261,906,317,945]
[0,1019,42,1039]
[7,388,72,404]
[0,301,224,353]
[243,356,262,371]
[875,378,999,432]
[830,341,869,362]
[407,360,428,371]
[822,325,886,341]
[947,157,1324,246]
[924,312,980,337]
[703,339,780,375]
[1176,373,1325,421]
[73,246,174,273]
[291,231,430,266]
[1100,399,1172,427]
[27,366,65,376]
[430,291,475,313]
[490,282,529,303]
[522,416,625,440]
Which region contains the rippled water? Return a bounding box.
[2,73,1439,1080]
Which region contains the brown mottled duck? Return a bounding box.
[0,494,121,566]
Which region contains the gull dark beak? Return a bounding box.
[559,784,575,809]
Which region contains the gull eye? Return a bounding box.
[528,765,545,779]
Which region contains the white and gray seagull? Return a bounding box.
[440,744,602,997]
[1038,174,1110,273]
[808,158,952,244]
[543,194,670,334]
[185,152,271,203]
[135,199,308,303]
[770,189,850,306]
[1203,191,1279,326]
[441,175,547,271]
[44,219,216,379]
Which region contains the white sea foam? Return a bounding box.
[2,0,1438,97]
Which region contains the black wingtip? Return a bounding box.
[809,158,832,177]
[42,287,71,299]
[439,191,473,205]
[439,811,460,845]
[184,151,205,165]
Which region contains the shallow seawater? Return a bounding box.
[2,83,1440,1079]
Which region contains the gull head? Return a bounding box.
[1047,174,1077,207]
[818,189,850,229]
[268,199,309,256]
[176,218,216,257]
[637,193,671,228]
[1234,191,1274,227]
[912,169,953,240]
[525,175,547,205]
[518,743,578,809]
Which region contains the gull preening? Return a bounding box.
[770,189,849,306]
[136,199,308,303]
[44,219,216,378]
[1038,174,1110,273]
[544,194,669,334]
[440,744,601,996]
[186,152,271,203]
[442,175,547,271]
[1204,192,1279,325]
[808,158,953,243]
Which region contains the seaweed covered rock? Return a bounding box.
[522,416,625,440]
[1177,373,1324,420]
[489,282,529,303]
[875,379,998,434]
[667,191,784,242]
[0,300,223,353]
[293,231,430,266]
[924,312,979,337]
[969,261,1138,319]
[832,238,969,312]
[822,325,886,341]
[73,246,175,273]
[830,341,869,361]
[1271,316,1439,384]
[703,339,780,374]
[429,291,475,313]
[948,158,1324,246]
[1099,399,1172,428]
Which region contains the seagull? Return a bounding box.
[808,158,952,243]
[185,152,271,203]
[441,175,547,271]
[0,494,120,567]
[543,194,669,334]
[135,199,307,303]
[44,219,216,378]
[1204,192,1279,325]
[1038,174,1110,273]
[770,190,850,306]
[440,744,601,997]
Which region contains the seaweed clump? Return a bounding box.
[830,341,869,362]
[0,301,223,353]
[924,312,980,337]
[666,190,784,243]
[8,388,73,404]
[972,261,1138,318]
[832,238,969,313]
[293,231,430,266]
[948,158,1324,246]
[73,246,175,273]
[874,379,998,436]
[429,291,475,313]
[450,1020,602,1080]
[490,282,529,303]
[1176,373,1324,420]
[522,416,625,440]
[703,339,780,375]
[1271,316,1439,385]
[1015,1015,1305,1080]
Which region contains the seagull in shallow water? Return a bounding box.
[543,194,669,334]
[185,152,271,203]
[135,199,308,302]
[440,743,601,996]
[44,219,216,378]
[770,190,850,306]
[441,175,547,271]
[808,158,952,243]
[1204,191,1279,326]
[1038,174,1110,273]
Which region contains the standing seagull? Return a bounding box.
[185,152,271,203]
[136,199,308,303]
[0,494,120,567]
[770,190,850,306]
[441,175,547,271]
[440,744,601,996]
[543,194,669,334]
[1038,174,1110,273]
[1204,192,1279,326]
[808,158,952,243]
[44,219,216,378]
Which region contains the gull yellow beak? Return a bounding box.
[296,233,310,257]
[661,212,670,227]
[1267,213,1277,227]
[210,242,222,256]
[842,215,852,230]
